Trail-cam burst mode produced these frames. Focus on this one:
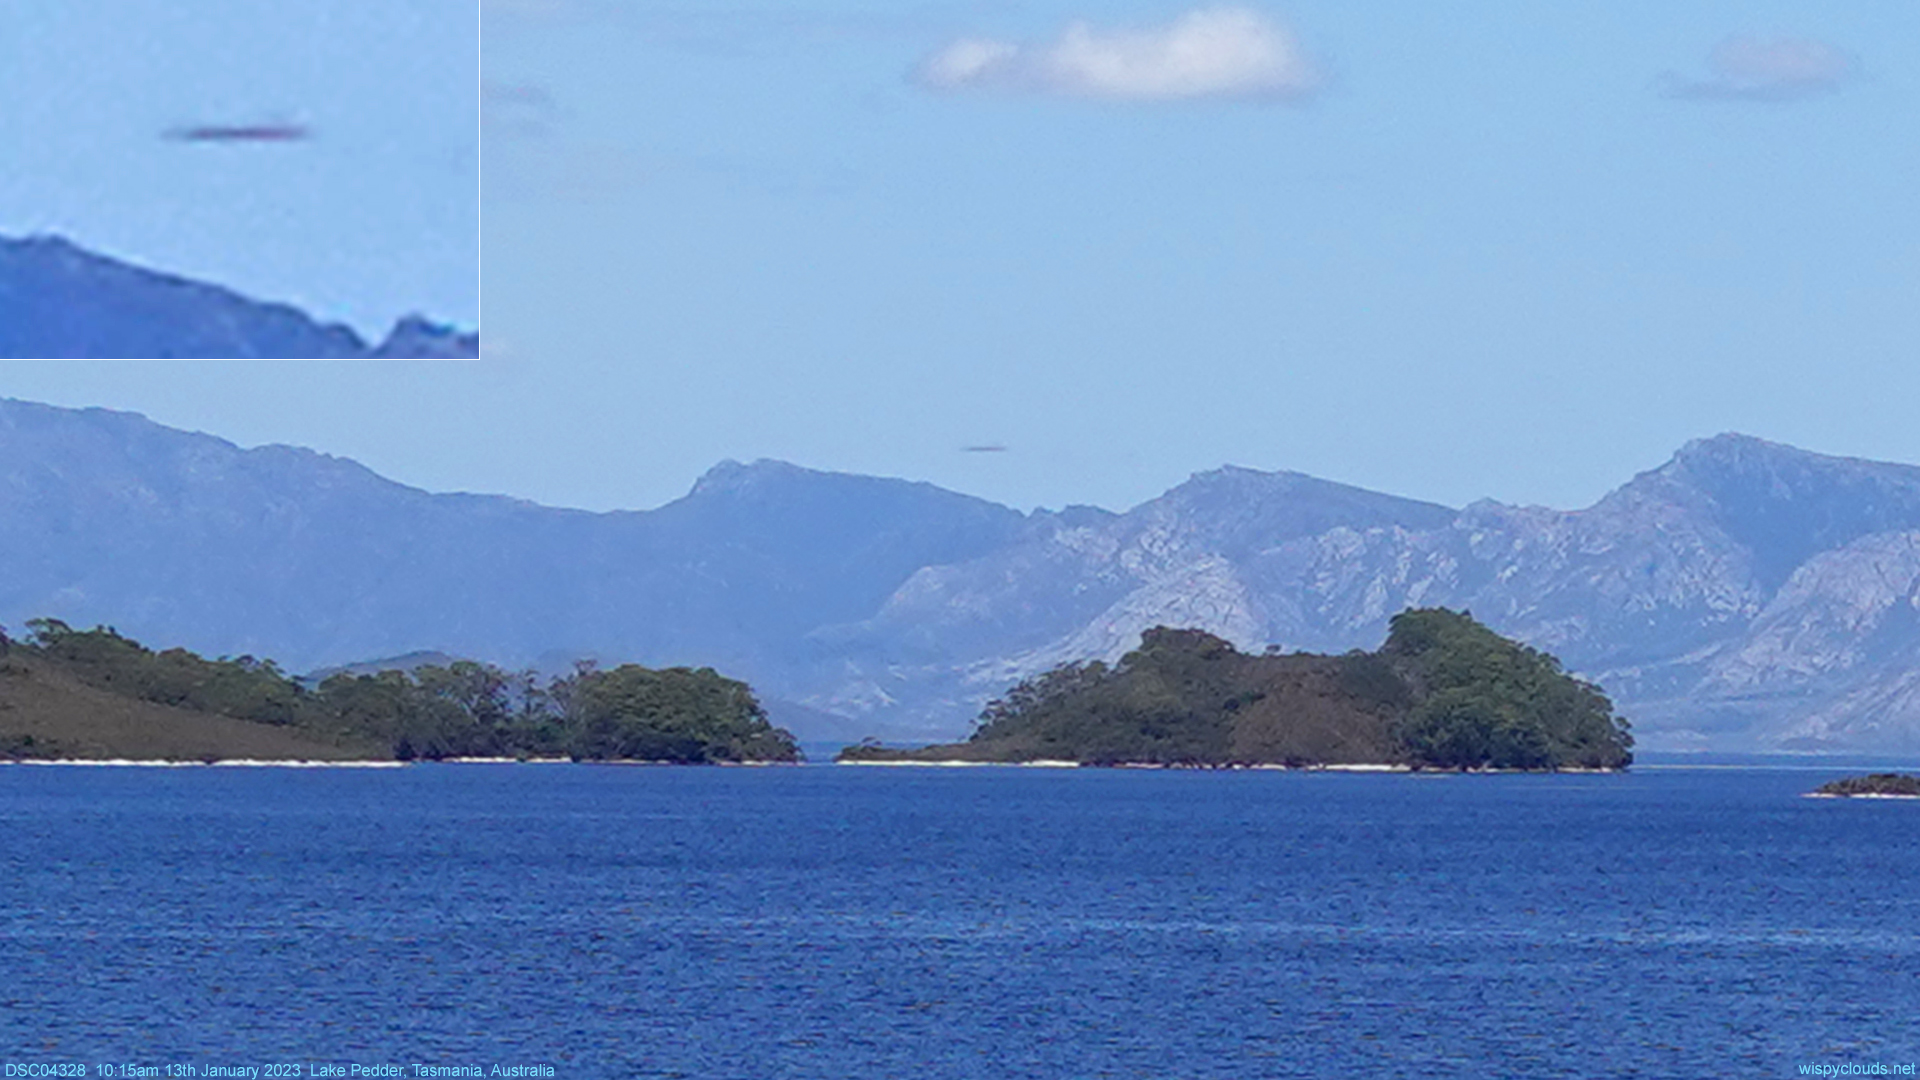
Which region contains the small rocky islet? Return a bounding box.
[1809,773,1920,798]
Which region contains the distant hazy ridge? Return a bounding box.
[4,396,1920,752]
[0,234,476,359]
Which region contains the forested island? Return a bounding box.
[839,608,1633,771]
[1810,774,1920,798]
[0,619,799,763]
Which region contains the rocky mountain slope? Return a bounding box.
[3,396,1918,752]
[0,233,476,358]
[839,434,1920,753]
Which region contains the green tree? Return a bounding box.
[567,664,797,762]
[861,608,1631,770]
[1384,608,1632,769]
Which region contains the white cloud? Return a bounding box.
[920,38,1022,88]
[914,7,1320,102]
[1661,36,1855,102]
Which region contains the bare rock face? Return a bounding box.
[1695,531,1920,750]
[0,233,475,359]
[5,394,1920,751]
[796,435,1920,751]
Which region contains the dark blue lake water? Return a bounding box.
[4,764,1918,1078]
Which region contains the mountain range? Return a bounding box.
[0,233,476,358]
[4,396,1919,753]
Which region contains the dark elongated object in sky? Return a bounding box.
[164,122,312,143]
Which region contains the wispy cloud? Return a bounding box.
[483,81,560,140]
[629,8,976,48]
[1660,36,1855,102]
[483,0,579,18]
[487,141,650,203]
[484,2,970,43]
[914,7,1320,102]
[482,77,647,202]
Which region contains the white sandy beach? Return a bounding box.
[0,758,408,767]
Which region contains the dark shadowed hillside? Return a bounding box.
[0,399,1027,725]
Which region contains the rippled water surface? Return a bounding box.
[4,764,1918,1077]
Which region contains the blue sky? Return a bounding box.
[6,1,1918,518]
[0,0,476,340]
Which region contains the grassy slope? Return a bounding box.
[1226,655,1405,765]
[0,655,386,761]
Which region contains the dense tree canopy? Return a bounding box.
[842,608,1632,770]
[1380,608,1632,769]
[14,619,799,763]
[27,619,309,725]
[567,662,798,762]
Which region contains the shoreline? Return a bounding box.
[0,758,408,768]
[836,759,1625,774]
[0,757,1622,772]
[0,756,806,767]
